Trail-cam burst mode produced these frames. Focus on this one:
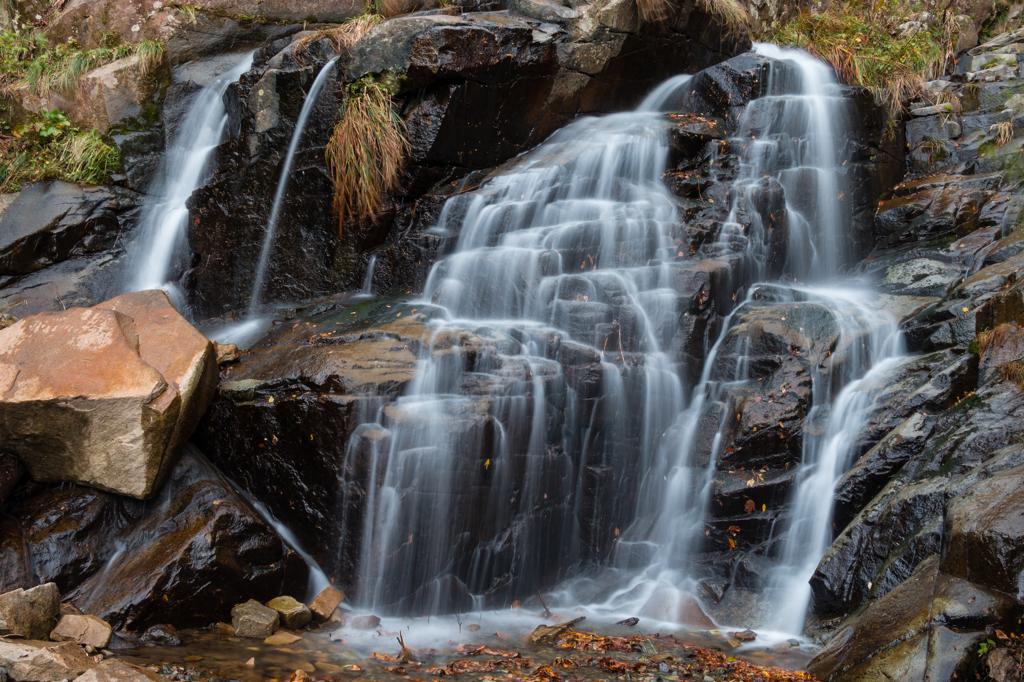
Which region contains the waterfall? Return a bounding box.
[248,57,338,316]
[349,103,689,613]
[127,52,254,302]
[360,255,377,297]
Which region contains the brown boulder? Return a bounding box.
[0,583,60,640]
[50,614,113,648]
[0,290,217,499]
[0,639,95,682]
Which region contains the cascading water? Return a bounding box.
[348,95,695,614]
[128,52,254,302]
[589,44,907,635]
[248,57,338,316]
[334,44,907,638]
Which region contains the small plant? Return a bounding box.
[697,0,749,27]
[325,77,410,234]
[979,638,998,655]
[992,120,1015,147]
[1002,360,1024,390]
[1,109,119,192]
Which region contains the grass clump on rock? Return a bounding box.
[1,26,164,99]
[635,0,749,27]
[1,109,119,192]
[762,2,963,115]
[293,13,383,64]
[325,76,409,234]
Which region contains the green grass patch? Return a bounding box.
[1,109,119,192]
[761,2,961,116]
[1,25,164,100]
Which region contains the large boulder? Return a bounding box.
[0,290,217,499]
[0,639,95,682]
[17,51,170,134]
[65,448,309,631]
[809,556,1015,682]
[943,464,1024,599]
[46,0,363,56]
[0,582,60,640]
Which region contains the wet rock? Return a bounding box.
[266,596,311,630]
[0,453,23,508]
[809,557,1014,682]
[214,343,240,364]
[0,182,138,278]
[139,624,180,646]
[231,600,280,639]
[528,617,584,644]
[50,614,113,649]
[0,639,94,682]
[350,615,381,630]
[943,464,1024,599]
[64,449,308,632]
[639,587,714,628]
[0,583,60,640]
[675,53,797,128]
[75,659,169,682]
[264,630,302,645]
[308,586,344,621]
[0,290,217,499]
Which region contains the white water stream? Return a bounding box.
[127,52,254,303]
[248,57,339,316]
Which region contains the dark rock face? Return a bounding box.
[809,556,1014,682]
[0,182,141,318]
[943,464,1024,600]
[182,3,750,318]
[0,449,307,632]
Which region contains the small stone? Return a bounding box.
[50,614,113,648]
[350,615,381,630]
[215,343,240,364]
[216,622,235,635]
[140,624,181,646]
[0,583,60,640]
[184,655,203,662]
[769,642,792,653]
[325,609,344,630]
[231,600,280,639]
[266,596,312,630]
[308,587,344,621]
[465,624,480,632]
[244,657,255,667]
[264,630,302,646]
[291,670,312,682]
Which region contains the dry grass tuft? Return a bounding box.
[293,14,382,64]
[636,0,673,23]
[992,120,1015,147]
[697,0,749,28]
[977,323,1024,355]
[1001,360,1024,391]
[325,78,410,234]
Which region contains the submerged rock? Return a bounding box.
[0,290,217,499]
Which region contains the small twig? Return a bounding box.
[537,591,553,619]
